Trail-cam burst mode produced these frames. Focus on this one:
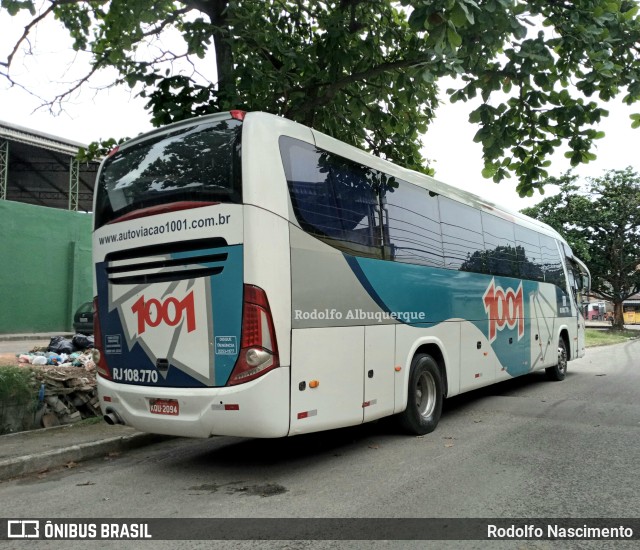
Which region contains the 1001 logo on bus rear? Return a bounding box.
[130,291,196,335]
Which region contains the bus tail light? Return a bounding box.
[93,297,112,380]
[228,285,279,385]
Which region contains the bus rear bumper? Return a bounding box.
[97,367,291,438]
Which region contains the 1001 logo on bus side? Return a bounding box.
[483,279,524,343]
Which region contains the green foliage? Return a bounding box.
[522,168,640,326]
[0,365,36,404]
[1,0,35,16]
[3,1,640,193]
[77,137,127,164]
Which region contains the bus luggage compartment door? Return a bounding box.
[363,325,395,422]
[289,327,364,435]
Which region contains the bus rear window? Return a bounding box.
[94,119,242,229]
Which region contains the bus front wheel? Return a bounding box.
[399,353,443,435]
[545,338,568,381]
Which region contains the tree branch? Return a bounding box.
[4,2,57,73]
[293,57,431,114]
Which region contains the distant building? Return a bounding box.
[0,120,99,212]
[623,293,640,325]
[584,295,612,321]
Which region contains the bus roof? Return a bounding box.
[115,110,570,248]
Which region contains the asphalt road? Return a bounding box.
[2,339,639,549]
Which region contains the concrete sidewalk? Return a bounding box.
[0,421,170,481]
[0,334,170,481]
[0,333,71,355]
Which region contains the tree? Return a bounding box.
[521,168,640,329]
[2,0,640,196]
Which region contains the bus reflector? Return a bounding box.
[224,404,240,411]
[227,285,279,385]
[93,297,112,380]
[230,110,246,121]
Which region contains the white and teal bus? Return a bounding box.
[93,111,590,438]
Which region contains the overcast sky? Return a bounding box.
[2,9,639,214]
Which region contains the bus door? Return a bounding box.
[530,288,555,368]
[569,257,590,356]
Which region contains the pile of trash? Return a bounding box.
[17,334,95,367]
[18,350,95,368]
[16,335,99,428]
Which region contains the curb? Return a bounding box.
[0,333,73,343]
[0,432,169,481]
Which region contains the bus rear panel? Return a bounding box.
[93,113,289,438]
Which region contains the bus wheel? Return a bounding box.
[399,353,443,435]
[545,338,568,381]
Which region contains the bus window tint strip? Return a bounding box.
[280,136,571,290]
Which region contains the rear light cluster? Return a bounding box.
[227,285,279,385]
[92,297,112,380]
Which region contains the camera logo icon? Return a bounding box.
[7,520,40,538]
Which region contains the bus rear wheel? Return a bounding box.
[399,353,443,435]
[546,338,568,381]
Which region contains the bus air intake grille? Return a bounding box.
[105,238,228,285]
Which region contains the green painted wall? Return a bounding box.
[0,200,92,334]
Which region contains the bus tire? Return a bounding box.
[399,353,443,435]
[545,338,568,381]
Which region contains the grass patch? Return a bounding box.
[585,329,639,348]
[0,366,37,403]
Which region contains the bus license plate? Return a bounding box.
[149,399,179,416]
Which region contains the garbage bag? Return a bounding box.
[47,336,74,354]
[72,333,95,350]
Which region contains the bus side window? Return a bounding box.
[439,197,485,272]
[325,153,380,250]
[280,136,382,258]
[539,234,567,289]
[481,212,518,278]
[385,180,443,267]
[567,258,585,306]
[514,226,544,282]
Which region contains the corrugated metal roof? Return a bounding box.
[0,120,86,155]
